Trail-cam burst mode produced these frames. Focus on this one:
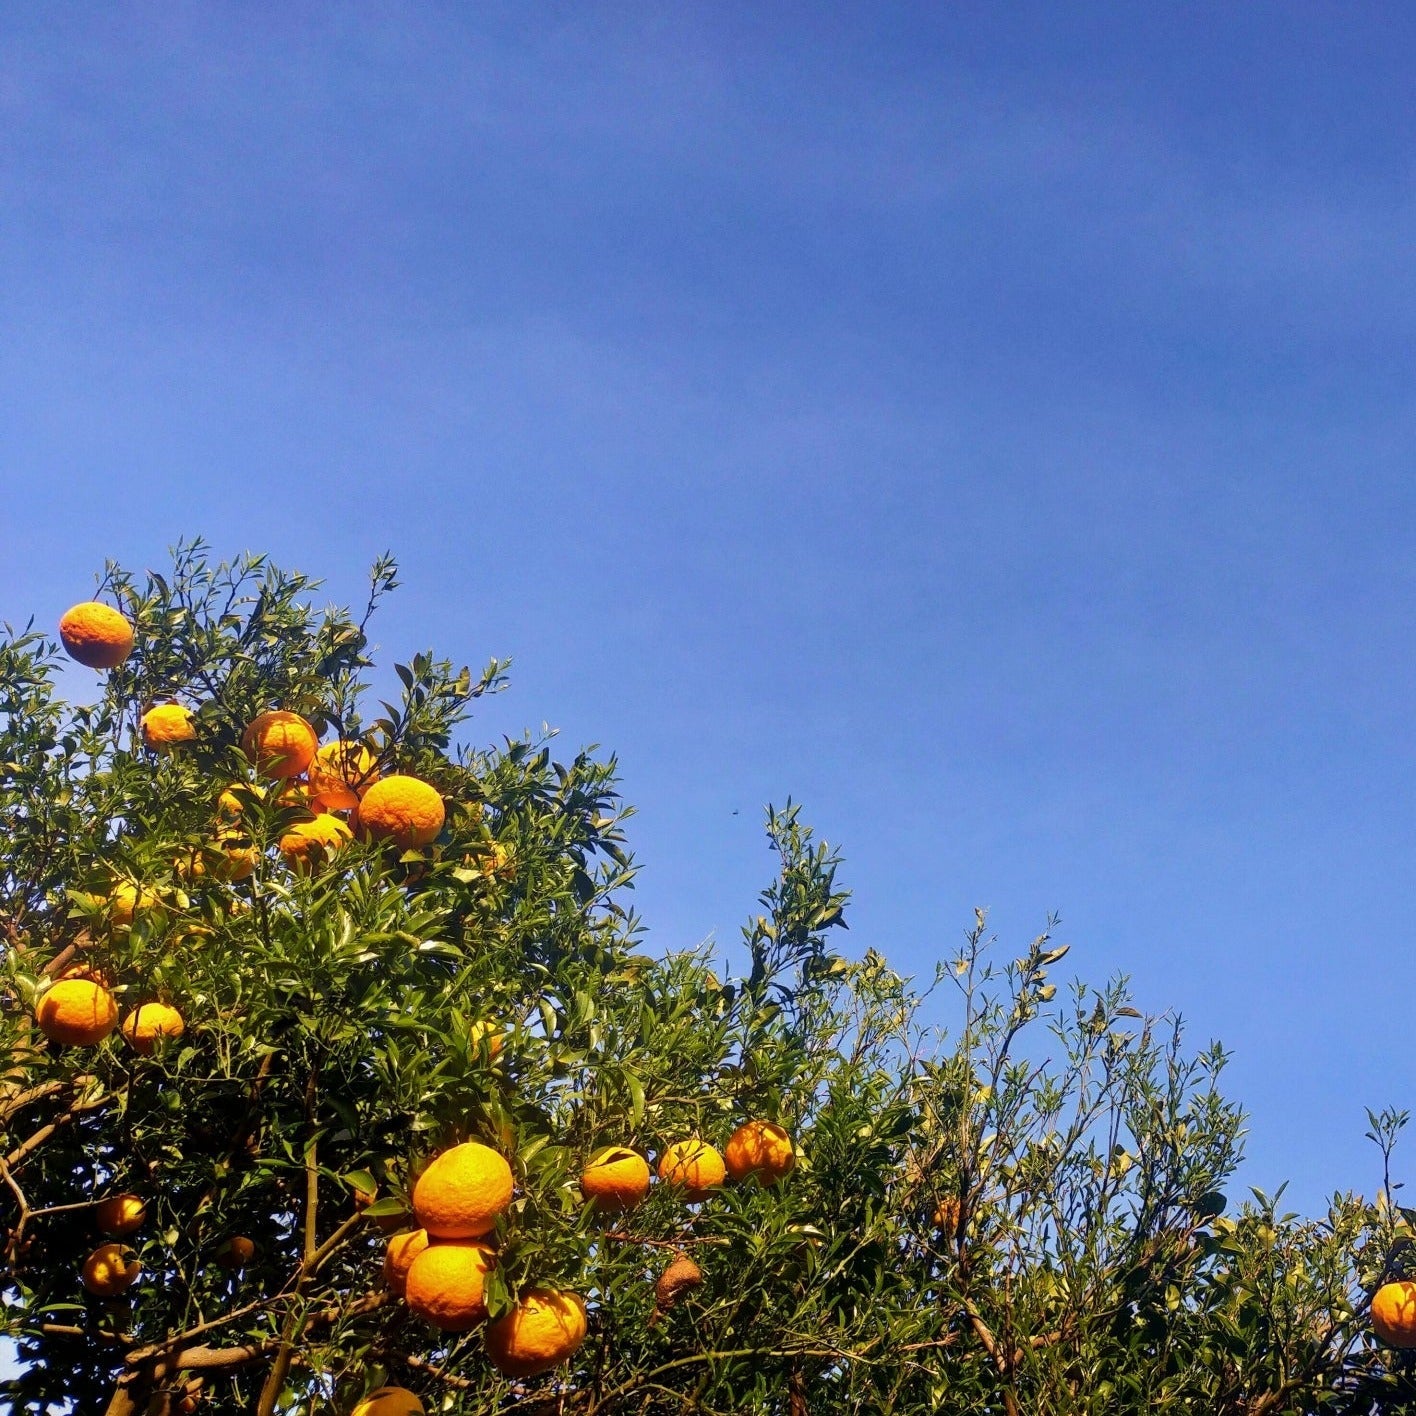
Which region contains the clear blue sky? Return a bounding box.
[2,4,1413,1215]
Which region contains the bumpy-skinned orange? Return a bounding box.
[59,601,134,669]
[403,1240,496,1331]
[358,774,445,849]
[120,1002,185,1056]
[581,1146,651,1213]
[724,1120,795,1185]
[412,1141,513,1238]
[1372,1281,1416,1348]
[485,1289,588,1377]
[657,1139,726,1202]
[36,978,119,1046]
[241,710,318,779]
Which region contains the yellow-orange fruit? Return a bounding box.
[657,1139,726,1203]
[59,602,134,669]
[214,1235,256,1270]
[82,1242,141,1296]
[108,881,164,930]
[358,775,445,849]
[120,1002,185,1056]
[485,1289,588,1377]
[140,703,196,750]
[177,831,258,884]
[350,1389,424,1416]
[308,740,380,810]
[95,1193,146,1237]
[466,1020,503,1061]
[241,711,318,779]
[1372,1280,1416,1348]
[403,1240,496,1331]
[412,1141,513,1239]
[580,1147,651,1213]
[477,841,516,881]
[382,1228,431,1296]
[724,1120,795,1185]
[210,830,259,882]
[278,813,353,874]
[35,979,119,1046]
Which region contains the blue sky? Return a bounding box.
[2,3,1413,1214]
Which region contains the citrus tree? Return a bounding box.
[0,543,1411,1415]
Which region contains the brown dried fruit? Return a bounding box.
[654,1254,703,1311]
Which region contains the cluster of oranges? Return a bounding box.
[371,1120,797,1386]
[47,603,450,1304]
[52,601,805,1396]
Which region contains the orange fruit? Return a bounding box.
[210,830,259,882]
[120,1002,185,1056]
[59,602,134,670]
[1372,1280,1416,1348]
[307,739,380,810]
[177,831,258,884]
[278,813,353,874]
[485,1289,588,1377]
[82,1242,141,1296]
[351,1389,424,1416]
[466,1020,503,1061]
[214,1235,256,1270]
[35,978,119,1046]
[403,1239,496,1331]
[140,703,196,750]
[382,1228,431,1296]
[94,1193,146,1236]
[358,775,445,849]
[412,1141,513,1239]
[657,1139,726,1202]
[724,1121,795,1185]
[241,711,318,779]
[580,1147,651,1213]
[932,1196,961,1233]
[108,881,164,931]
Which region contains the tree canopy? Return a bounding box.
[0,542,1411,1414]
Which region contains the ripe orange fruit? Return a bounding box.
[485,1289,588,1377]
[403,1239,496,1331]
[59,602,134,669]
[412,1141,513,1239]
[580,1147,651,1213]
[241,711,318,779]
[657,1139,726,1202]
[140,703,196,750]
[82,1242,141,1296]
[214,1235,256,1270]
[108,881,164,931]
[278,813,353,874]
[358,775,445,849]
[35,978,119,1046]
[1371,1280,1416,1347]
[120,1002,185,1056]
[724,1120,795,1185]
[382,1228,431,1296]
[351,1389,424,1416]
[94,1194,146,1237]
[210,830,259,882]
[308,740,380,810]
